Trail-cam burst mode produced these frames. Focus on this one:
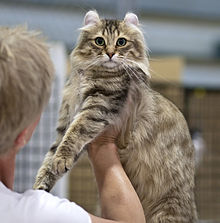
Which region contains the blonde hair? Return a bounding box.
[0,26,54,154]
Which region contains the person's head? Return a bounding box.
[0,26,54,155]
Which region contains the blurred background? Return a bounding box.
[0,0,219,222]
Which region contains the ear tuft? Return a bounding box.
[124,12,139,26]
[84,10,100,26]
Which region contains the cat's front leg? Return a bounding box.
[51,108,111,176]
[33,149,57,191]
[34,98,72,191]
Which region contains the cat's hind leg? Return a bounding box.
[149,195,197,223]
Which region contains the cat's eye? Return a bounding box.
[95,37,105,46]
[116,38,127,46]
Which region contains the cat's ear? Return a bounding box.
[84,10,100,26]
[124,12,139,26]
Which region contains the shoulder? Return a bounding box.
[24,189,91,223]
[0,183,91,223]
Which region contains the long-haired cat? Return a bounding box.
[34,11,197,222]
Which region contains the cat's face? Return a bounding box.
[72,11,149,75]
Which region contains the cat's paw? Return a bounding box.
[33,172,56,192]
[51,155,73,175]
[33,181,50,192]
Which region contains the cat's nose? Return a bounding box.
[107,52,115,59]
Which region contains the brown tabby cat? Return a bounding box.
[34,11,197,222]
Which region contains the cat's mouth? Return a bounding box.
[102,60,118,68]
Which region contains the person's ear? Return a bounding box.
[14,128,28,149]
[14,117,40,152]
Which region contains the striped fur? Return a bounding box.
[34,11,197,222]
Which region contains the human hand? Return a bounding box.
[91,125,119,146]
[88,125,119,162]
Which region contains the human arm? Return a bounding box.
[88,130,146,223]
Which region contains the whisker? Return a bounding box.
[121,60,142,80]
[83,56,102,70]
[120,60,149,89]
[121,63,132,80]
[124,57,180,88]
[147,67,181,88]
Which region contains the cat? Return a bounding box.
[34,11,197,222]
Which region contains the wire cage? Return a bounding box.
[68,155,100,215]
[14,42,67,198]
[153,84,220,223]
[185,89,220,221]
